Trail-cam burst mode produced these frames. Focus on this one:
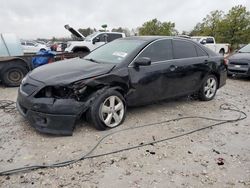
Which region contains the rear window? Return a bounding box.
[173,40,197,59]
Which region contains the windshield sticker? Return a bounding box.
[112,51,127,58]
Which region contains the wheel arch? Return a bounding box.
[0,57,30,72]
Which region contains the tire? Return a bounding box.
[87,89,126,130]
[199,75,218,101]
[219,49,225,56]
[0,61,28,87]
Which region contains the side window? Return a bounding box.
[195,46,207,57]
[138,39,173,62]
[206,38,214,44]
[107,34,122,42]
[173,40,197,59]
[96,34,107,42]
[26,42,35,46]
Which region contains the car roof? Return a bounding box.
[119,36,218,57]
[120,36,193,42]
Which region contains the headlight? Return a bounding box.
[35,86,72,99]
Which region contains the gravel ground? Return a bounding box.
[0,77,250,188]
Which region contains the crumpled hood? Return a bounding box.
[229,53,250,61]
[29,58,115,85]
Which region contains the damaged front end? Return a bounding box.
[17,76,103,136]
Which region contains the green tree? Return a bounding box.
[111,27,130,36]
[190,5,250,47]
[101,24,108,31]
[78,27,96,37]
[190,10,224,39]
[220,5,250,47]
[139,18,176,36]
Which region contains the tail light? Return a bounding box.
[224,59,229,66]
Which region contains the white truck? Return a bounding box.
[0,33,78,86]
[64,25,126,55]
[191,36,230,55]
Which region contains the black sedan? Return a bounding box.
[227,44,250,76]
[17,36,227,135]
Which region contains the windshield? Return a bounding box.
[84,39,145,64]
[239,44,250,53]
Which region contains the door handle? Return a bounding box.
[170,65,177,71]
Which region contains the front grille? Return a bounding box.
[21,83,37,96]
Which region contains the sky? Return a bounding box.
[1,0,249,39]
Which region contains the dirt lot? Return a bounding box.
[0,78,250,188]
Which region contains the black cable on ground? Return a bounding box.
[0,100,16,113]
[0,102,247,176]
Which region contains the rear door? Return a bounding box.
[127,39,174,105]
[162,39,209,97]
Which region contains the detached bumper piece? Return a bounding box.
[16,87,89,136]
[17,101,77,136]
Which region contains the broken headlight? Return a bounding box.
[35,86,73,99]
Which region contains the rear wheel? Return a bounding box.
[1,61,28,87]
[199,75,218,101]
[87,89,126,130]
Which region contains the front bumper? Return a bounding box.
[228,62,250,76]
[17,88,87,136]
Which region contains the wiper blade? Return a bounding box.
[84,58,99,63]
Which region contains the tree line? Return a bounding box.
[66,5,250,48]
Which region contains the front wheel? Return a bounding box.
[199,75,218,101]
[87,89,126,130]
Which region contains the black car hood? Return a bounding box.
[229,53,250,61]
[29,58,115,85]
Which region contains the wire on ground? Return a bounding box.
[0,102,247,176]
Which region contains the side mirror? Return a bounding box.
[134,57,151,67]
[92,37,100,44]
[200,39,206,45]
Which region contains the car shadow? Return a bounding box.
[228,75,250,82]
[75,95,197,132]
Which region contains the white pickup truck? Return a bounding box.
[64,25,126,55]
[191,36,229,55]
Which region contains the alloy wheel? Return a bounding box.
[204,77,217,99]
[99,96,125,127]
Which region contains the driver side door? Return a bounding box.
[127,39,174,106]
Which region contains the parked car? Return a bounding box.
[17,36,227,135]
[21,40,49,53]
[191,36,229,56]
[64,24,126,55]
[227,44,250,76]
